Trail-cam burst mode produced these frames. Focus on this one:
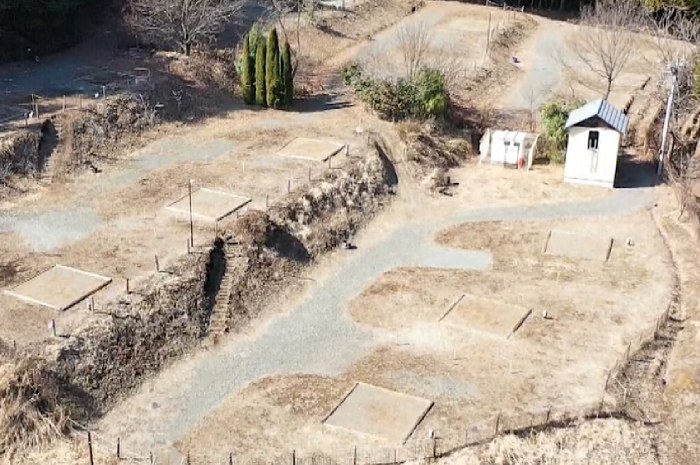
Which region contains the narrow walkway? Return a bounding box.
[97,182,653,454]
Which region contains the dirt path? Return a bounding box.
[96,169,654,455]
[499,16,570,111]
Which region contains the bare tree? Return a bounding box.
[570,0,644,99]
[127,0,243,56]
[396,21,432,80]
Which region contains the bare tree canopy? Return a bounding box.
[127,0,244,55]
[571,0,645,99]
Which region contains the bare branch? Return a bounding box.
[127,0,244,55]
[568,0,644,100]
[396,21,432,80]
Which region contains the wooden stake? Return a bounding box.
[292,449,296,465]
[91,296,95,312]
[51,319,56,337]
[495,413,501,434]
[287,179,291,193]
[62,95,66,112]
[266,194,269,210]
[155,255,160,272]
[116,437,121,459]
[88,431,94,465]
[353,446,357,465]
[230,453,233,465]
[126,278,130,294]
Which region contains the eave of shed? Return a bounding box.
[565,99,629,134]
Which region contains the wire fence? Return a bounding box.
[484,0,526,12]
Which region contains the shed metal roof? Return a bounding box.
[565,99,629,134]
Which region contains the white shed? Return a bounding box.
[564,99,630,188]
[479,130,537,169]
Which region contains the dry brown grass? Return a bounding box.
[0,357,68,460]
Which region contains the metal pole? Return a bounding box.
[658,71,677,177]
[188,179,194,247]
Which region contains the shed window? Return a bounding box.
[587,130,600,150]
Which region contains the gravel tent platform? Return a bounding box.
[544,229,614,261]
[277,137,346,162]
[4,265,112,310]
[166,188,251,222]
[440,294,532,338]
[324,382,433,444]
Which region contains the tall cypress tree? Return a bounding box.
[255,37,267,107]
[241,34,255,104]
[282,41,294,106]
[266,28,282,108]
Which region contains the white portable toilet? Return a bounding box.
[480,130,537,168]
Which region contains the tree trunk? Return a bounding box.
[604,78,612,100]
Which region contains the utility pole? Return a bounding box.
[658,65,679,177]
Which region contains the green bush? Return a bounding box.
[255,38,267,107]
[282,41,294,105]
[241,34,255,104]
[539,99,583,164]
[266,28,282,108]
[343,64,450,121]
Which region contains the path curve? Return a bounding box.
[97,181,654,454]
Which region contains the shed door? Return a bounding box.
[506,142,520,165]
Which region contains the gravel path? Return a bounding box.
[97,182,653,454]
[507,20,568,111]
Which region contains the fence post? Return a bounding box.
[149,452,153,464]
[545,407,551,424]
[155,255,160,272]
[87,431,94,465]
[229,453,233,465]
[495,413,501,435]
[63,95,66,112]
[287,179,291,193]
[432,434,437,459]
[187,450,191,465]
[292,449,296,465]
[116,436,120,459]
[353,446,357,465]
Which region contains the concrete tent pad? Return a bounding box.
[440,294,531,338]
[324,382,433,444]
[277,137,345,162]
[544,229,613,261]
[4,265,112,310]
[166,188,251,222]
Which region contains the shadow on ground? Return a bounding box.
[615,154,659,189]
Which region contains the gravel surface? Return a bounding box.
[97,182,653,455]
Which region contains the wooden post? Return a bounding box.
[126,278,130,294]
[309,167,312,182]
[154,255,160,272]
[62,95,66,112]
[117,437,121,459]
[87,431,95,465]
[328,156,332,170]
[91,296,95,312]
[394,448,397,464]
[495,413,501,434]
[79,95,82,109]
[188,179,194,248]
[229,453,233,465]
[266,194,269,210]
[187,239,191,254]
[187,450,191,465]
[432,435,437,458]
[292,449,296,465]
[12,340,16,352]
[486,13,492,52]
[102,85,107,100]
[353,446,357,465]
[51,319,56,337]
[287,179,291,193]
[545,407,551,424]
[149,452,153,464]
